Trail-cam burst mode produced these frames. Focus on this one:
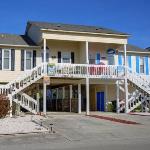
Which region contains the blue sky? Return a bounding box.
[0,0,149,48]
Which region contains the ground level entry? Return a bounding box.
[23,78,126,115]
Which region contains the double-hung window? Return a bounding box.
[2,49,11,70]
[140,56,145,74]
[62,52,71,63]
[25,51,32,70]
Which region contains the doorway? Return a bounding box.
[96,92,105,111]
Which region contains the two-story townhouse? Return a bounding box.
[0,21,149,117]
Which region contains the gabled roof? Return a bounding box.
[118,44,150,53]
[26,21,129,36]
[0,33,38,47]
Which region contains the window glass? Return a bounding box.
[26,51,32,70]
[62,52,71,63]
[140,57,144,73]
[3,50,10,69]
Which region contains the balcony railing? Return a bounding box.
[47,63,125,79]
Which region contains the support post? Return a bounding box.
[43,80,47,115]
[86,78,90,115]
[37,93,40,113]
[124,44,128,113]
[69,85,72,112]
[62,87,65,99]
[86,41,89,64]
[116,80,120,113]
[125,78,128,113]
[104,84,108,112]
[43,38,47,74]
[56,88,59,111]
[124,44,127,76]
[78,83,81,114]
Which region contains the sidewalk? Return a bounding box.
[0,115,48,135]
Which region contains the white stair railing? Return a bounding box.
[13,92,38,114]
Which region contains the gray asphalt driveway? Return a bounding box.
[0,114,150,150]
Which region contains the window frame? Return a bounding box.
[139,56,145,74]
[2,49,11,70]
[24,50,33,71]
[61,52,71,64]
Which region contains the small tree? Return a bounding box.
[0,94,10,118]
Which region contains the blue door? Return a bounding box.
[97,92,105,111]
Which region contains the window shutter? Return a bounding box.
[0,48,2,70]
[136,56,140,73]
[71,52,74,64]
[33,50,36,68]
[128,55,132,69]
[21,50,24,71]
[11,49,15,71]
[58,51,61,63]
[118,54,122,65]
[145,56,149,75]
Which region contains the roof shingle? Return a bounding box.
[27,21,129,36]
[0,34,37,47]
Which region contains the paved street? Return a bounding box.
[0,114,150,150]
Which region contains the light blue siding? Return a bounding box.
[136,56,140,73]
[145,56,149,75]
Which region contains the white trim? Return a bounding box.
[41,28,130,37]
[118,50,150,54]
[139,56,146,75]
[0,43,40,48]
[2,49,11,71]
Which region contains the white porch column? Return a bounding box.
[124,44,128,113]
[116,80,120,113]
[36,93,40,113]
[86,41,89,64]
[69,85,72,112]
[62,87,65,99]
[124,44,127,76]
[124,78,128,113]
[43,80,47,115]
[56,88,59,111]
[78,83,81,114]
[104,84,108,112]
[43,38,47,74]
[86,78,90,115]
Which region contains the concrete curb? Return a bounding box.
[89,115,140,125]
[0,130,49,136]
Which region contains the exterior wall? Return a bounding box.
[45,40,81,64]
[42,31,128,44]
[89,43,120,65]
[90,82,139,112]
[116,51,150,76]
[0,46,39,83]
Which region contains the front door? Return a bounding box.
[97,92,105,111]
